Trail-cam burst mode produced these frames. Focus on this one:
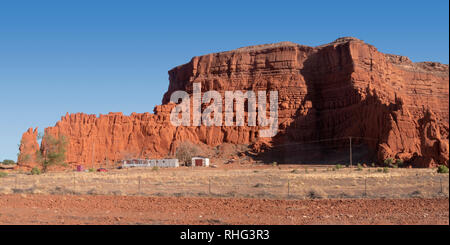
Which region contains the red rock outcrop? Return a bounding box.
[18,37,449,168]
[17,128,40,169]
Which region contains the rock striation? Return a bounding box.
[18,37,449,168]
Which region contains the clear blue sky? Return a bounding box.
[0,0,448,160]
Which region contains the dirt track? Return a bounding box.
[0,194,447,225]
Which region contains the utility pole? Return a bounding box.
[104,144,107,169]
[349,137,352,167]
[91,141,95,169]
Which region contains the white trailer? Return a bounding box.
[122,159,179,168]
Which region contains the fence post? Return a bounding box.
[364,177,367,197]
[138,176,141,194]
[288,180,291,197]
[440,177,443,194]
[208,178,211,195]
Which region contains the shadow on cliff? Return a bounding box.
[252,45,400,165]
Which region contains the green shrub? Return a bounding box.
[377,168,383,173]
[1,159,16,165]
[437,165,449,174]
[335,164,343,170]
[0,171,8,178]
[272,162,278,167]
[356,163,363,171]
[395,159,404,167]
[88,168,95,172]
[371,162,376,167]
[384,158,394,167]
[383,167,389,173]
[31,167,41,175]
[152,166,160,172]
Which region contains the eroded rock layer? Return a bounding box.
[18,37,449,168]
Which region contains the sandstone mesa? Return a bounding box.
[18,37,449,169]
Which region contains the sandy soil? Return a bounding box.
[1,166,448,200]
[0,194,447,225]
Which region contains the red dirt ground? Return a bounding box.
[0,194,447,225]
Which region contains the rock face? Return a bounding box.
[17,128,40,169]
[18,37,449,168]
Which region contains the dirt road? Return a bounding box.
[0,194,447,225]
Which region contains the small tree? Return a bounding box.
[175,141,201,166]
[36,134,68,173]
[1,159,16,165]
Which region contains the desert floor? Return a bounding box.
[0,194,447,225]
[1,165,448,199]
[0,165,448,225]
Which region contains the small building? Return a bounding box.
[122,158,179,168]
[191,157,210,167]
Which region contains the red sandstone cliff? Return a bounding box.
[17,128,40,168]
[18,37,449,168]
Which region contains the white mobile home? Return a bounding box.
[122,159,179,168]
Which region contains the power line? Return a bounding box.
[267,136,380,149]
